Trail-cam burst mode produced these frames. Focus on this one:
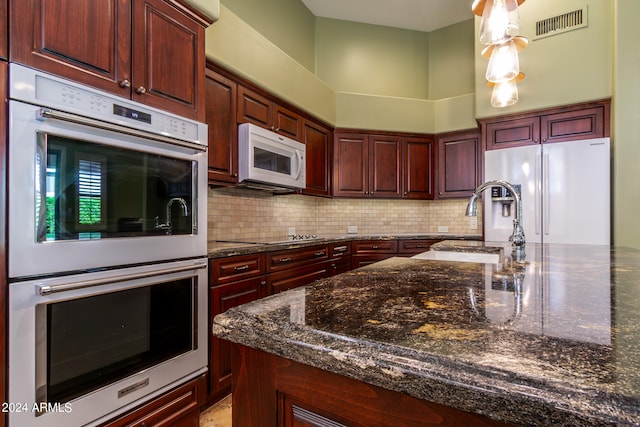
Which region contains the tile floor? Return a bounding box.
[200,394,232,427]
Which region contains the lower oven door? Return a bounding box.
[8,258,208,427]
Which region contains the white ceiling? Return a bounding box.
[300,0,474,32]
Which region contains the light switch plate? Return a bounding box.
[347,225,358,234]
[437,225,449,233]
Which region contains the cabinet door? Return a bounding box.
[205,68,238,185]
[369,135,402,198]
[541,106,605,144]
[302,119,332,197]
[484,115,541,150]
[10,0,131,96]
[403,136,435,199]
[333,133,369,197]
[132,0,205,120]
[237,85,272,128]
[0,0,7,60]
[437,129,481,199]
[274,105,303,141]
[209,277,267,401]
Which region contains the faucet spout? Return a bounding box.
[465,180,525,253]
[157,198,189,232]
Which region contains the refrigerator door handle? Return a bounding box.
[535,153,541,236]
[543,153,550,235]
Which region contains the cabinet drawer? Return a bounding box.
[352,240,397,254]
[397,239,440,255]
[351,254,395,269]
[269,262,331,294]
[99,375,204,427]
[329,242,351,258]
[268,245,329,272]
[210,253,266,284]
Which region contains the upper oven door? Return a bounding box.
[8,99,208,279]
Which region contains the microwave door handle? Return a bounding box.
[294,150,303,179]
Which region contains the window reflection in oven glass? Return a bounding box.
[36,132,195,242]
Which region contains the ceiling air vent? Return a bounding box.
[534,7,588,40]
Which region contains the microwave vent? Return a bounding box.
[534,7,588,40]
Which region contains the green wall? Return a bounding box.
[207,2,477,132]
[221,0,315,72]
[613,0,640,249]
[429,20,475,99]
[315,18,430,99]
[474,0,613,117]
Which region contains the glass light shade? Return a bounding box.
[478,0,521,45]
[485,40,519,83]
[491,79,519,108]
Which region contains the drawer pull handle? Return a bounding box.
[334,245,347,252]
[234,264,250,271]
[279,257,292,263]
[372,245,379,249]
[314,251,325,256]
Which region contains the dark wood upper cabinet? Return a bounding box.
[369,134,402,198]
[237,85,303,141]
[205,67,238,185]
[437,129,481,199]
[333,132,369,197]
[403,136,435,199]
[481,100,610,150]
[9,0,210,120]
[302,119,332,197]
[0,0,7,60]
[237,85,272,128]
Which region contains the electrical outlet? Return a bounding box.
[287,227,296,236]
[469,217,478,230]
[347,225,358,234]
[437,225,449,233]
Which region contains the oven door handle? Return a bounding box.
[37,261,208,296]
[37,108,207,153]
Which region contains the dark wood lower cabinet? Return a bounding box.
[232,344,513,427]
[99,374,205,427]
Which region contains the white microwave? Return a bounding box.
[238,123,306,192]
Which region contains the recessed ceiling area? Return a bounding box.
[300,0,474,32]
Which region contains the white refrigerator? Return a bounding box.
[483,138,610,245]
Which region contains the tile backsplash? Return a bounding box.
[207,187,482,241]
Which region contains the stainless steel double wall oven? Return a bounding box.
[7,64,208,427]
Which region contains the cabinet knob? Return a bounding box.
[261,280,266,286]
[136,86,147,95]
[119,79,131,88]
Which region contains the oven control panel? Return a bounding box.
[10,63,205,145]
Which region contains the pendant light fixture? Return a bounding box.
[488,73,524,108]
[473,0,527,108]
[477,0,521,45]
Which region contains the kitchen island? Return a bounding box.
[212,242,640,426]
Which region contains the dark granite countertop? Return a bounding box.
[212,241,640,426]
[207,233,482,258]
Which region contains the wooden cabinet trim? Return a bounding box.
[268,245,329,272]
[210,253,266,284]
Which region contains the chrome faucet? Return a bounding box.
[156,197,189,232]
[465,180,525,254]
